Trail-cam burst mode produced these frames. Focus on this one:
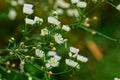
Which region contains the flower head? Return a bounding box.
[76,1,87,8]
[66,9,79,17]
[25,18,34,25]
[48,51,57,56]
[65,59,78,67]
[77,55,88,63]
[46,57,60,69]
[23,4,33,15]
[34,16,43,25]
[35,49,44,58]
[70,47,79,54]
[62,25,71,32]
[48,16,61,25]
[40,28,49,36]
[54,33,64,44]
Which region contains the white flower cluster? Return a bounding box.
[23,4,43,25]
[47,15,71,44]
[66,47,88,68]
[35,49,61,69]
[71,0,87,8]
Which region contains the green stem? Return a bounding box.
[74,24,119,43]
[106,0,116,8]
[85,1,103,16]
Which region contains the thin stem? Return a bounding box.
[106,0,116,8]
[73,24,119,43]
[86,1,103,16]
[52,67,74,75]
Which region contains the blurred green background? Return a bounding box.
[0,0,120,80]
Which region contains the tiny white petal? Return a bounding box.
[35,49,44,58]
[48,51,57,56]
[65,59,78,67]
[34,16,43,25]
[77,1,87,8]
[48,16,61,25]
[23,4,33,15]
[45,63,51,69]
[70,47,79,54]
[68,52,78,58]
[24,4,33,8]
[56,0,70,8]
[48,58,60,67]
[25,18,34,25]
[77,55,88,63]
[62,25,71,32]
[40,28,49,36]
[55,8,64,15]
[54,55,61,61]
[54,33,64,44]
[66,9,79,17]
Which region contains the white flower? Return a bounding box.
[47,58,60,67]
[34,16,43,25]
[65,59,78,67]
[10,1,18,6]
[48,16,61,25]
[76,1,87,8]
[116,4,120,11]
[55,8,64,15]
[40,28,49,36]
[48,51,57,56]
[77,55,88,63]
[71,0,79,4]
[114,77,120,80]
[68,52,78,58]
[8,9,17,20]
[25,18,34,25]
[54,33,64,44]
[66,9,79,17]
[35,49,44,58]
[23,4,33,15]
[70,47,79,54]
[54,55,61,61]
[62,25,71,32]
[55,0,70,8]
